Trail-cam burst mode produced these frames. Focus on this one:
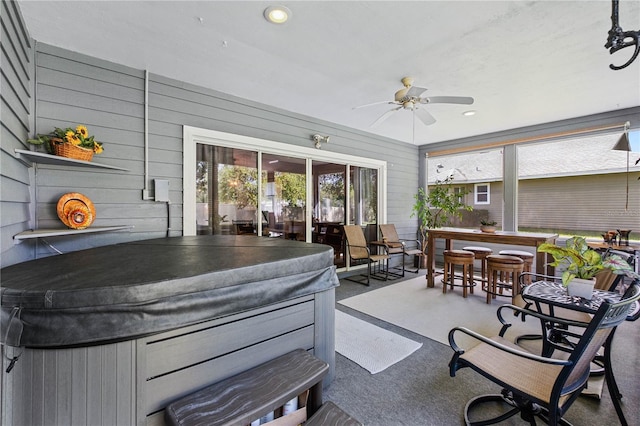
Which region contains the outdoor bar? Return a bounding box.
[0,236,339,425]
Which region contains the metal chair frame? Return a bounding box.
[449,283,640,426]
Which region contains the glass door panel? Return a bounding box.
[261,154,306,240]
[349,165,378,243]
[196,145,258,235]
[313,161,346,267]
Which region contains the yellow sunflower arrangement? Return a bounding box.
[28,125,104,155]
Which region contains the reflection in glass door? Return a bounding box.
[261,154,306,240]
[313,161,346,267]
[349,165,378,243]
[196,145,258,235]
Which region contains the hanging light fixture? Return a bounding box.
[612,121,632,209]
[605,0,640,70]
[612,122,631,151]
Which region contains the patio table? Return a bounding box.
[522,280,640,425]
[426,227,557,288]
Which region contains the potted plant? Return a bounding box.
[537,236,639,299]
[28,125,104,161]
[411,176,472,265]
[480,219,497,233]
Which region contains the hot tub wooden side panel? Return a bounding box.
[1,290,335,426]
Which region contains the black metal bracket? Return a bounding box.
[605,0,640,70]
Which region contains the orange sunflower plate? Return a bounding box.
[56,192,96,229]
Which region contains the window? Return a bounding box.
[474,183,490,205]
[427,149,502,226]
[453,187,464,204]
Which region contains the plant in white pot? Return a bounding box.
[480,219,498,233]
[537,236,639,299]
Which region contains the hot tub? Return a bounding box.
[1,236,338,425]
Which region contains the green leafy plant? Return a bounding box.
[538,236,639,286]
[480,219,497,226]
[411,176,472,255]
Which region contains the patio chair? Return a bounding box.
[448,283,640,425]
[343,225,389,285]
[379,224,423,276]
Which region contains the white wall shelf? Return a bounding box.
[14,225,134,242]
[15,149,129,171]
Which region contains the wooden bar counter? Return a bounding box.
[0,236,339,426]
[426,227,558,288]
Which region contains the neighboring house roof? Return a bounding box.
[428,132,640,184]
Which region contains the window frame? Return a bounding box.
[474,183,490,205]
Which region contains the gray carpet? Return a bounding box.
[324,273,640,426]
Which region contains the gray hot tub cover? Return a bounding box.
[1,236,339,348]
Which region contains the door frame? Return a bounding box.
[183,126,387,238]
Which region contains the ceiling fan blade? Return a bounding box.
[371,106,402,128]
[405,86,428,98]
[414,107,437,126]
[422,96,474,105]
[353,100,395,109]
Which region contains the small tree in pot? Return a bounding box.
[411,176,472,264]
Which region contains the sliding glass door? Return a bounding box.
[184,126,387,269]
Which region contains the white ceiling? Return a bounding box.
[17,0,640,145]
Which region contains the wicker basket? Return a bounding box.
[52,138,94,161]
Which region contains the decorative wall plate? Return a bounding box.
[56,192,96,229]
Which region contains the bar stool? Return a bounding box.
[443,249,475,298]
[486,255,524,304]
[499,250,534,284]
[462,246,493,286]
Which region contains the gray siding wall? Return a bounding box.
[3,37,418,266]
[519,173,640,233]
[0,0,33,268]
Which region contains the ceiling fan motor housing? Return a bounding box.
[395,88,409,102]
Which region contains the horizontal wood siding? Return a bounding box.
[148,72,419,240]
[0,0,33,268]
[15,41,418,262]
[519,174,640,235]
[30,44,149,258]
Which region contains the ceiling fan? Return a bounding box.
[354,77,474,128]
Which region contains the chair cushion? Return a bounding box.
[460,336,564,405]
[463,246,493,253]
[499,250,534,258]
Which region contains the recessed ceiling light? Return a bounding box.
[462,110,476,116]
[264,6,291,24]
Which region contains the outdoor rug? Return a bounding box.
[334,309,422,374]
[339,275,541,350]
